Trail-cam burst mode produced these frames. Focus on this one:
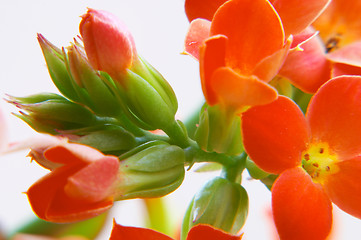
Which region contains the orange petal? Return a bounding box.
[184,0,228,22]
[306,76,361,160]
[272,167,332,240]
[211,0,284,75]
[279,29,331,93]
[184,18,211,60]
[327,41,361,67]
[242,96,309,174]
[65,156,119,202]
[187,224,243,240]
[331,62,361,77]
[312,0,361,48]
[200,35,227,105]
[44,143,105,165]
[252,35,292,82]
[109,221,173,240]
[210,67,278,110]
[323,156,361,219]
[271,0,331,37]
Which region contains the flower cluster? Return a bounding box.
[3,0,361,240]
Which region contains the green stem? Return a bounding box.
[163,120,190,148]
[221,152,247,183]
[143,198,173,237]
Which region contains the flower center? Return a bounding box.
[301,142,340,184]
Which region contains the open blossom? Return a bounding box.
[109,221,242,240]
[241,76,361,239]
[27,142,120,223]
[79,8,137,77]
[279,0,361,93]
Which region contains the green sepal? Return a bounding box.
[246,156,270,180]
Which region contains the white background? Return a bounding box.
[0,0,360,239]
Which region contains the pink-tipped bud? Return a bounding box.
[79,8,137,76]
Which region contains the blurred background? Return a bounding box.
[0,0,360,239]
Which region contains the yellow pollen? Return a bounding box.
[301,142,340,184]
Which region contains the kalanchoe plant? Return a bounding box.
[4,0,361,240]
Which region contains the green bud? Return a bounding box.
[181,177,248,239]
[8,93,96,134]
[37,34,80,102]
[246,156,270,180]
[194,104,243,155]
[67,44,121,117]
[68,124,137,154]
[114,141,185,200]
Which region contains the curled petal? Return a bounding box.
[109,220,173,240]
[187,224,243,240]
[242,96,309,174]
[307,76,361,160]
[210,67,278,110]
[211,0,284,75]
[272,167,332,240]
[323,156,361,219]
[327,41,361,67]
[279,29,331,93]
[184,18,211,60]
[184,0,228,22]
[271,0,331,37]
[200,35,227,105]
[252,36,292,82]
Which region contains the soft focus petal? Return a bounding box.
[211,0,284,75]
[279,29,331,93]
[312,0,361,48]
[184,0,227,22]
[187,224,243,240]
[210,67,278,110]
[184,18,211,60]
[109,221,173,240]
[252,36,292,82]
[271,0,331,37]
[327,41,361,67]
[307,76,361,160]
[65,156,119,202]
[200,35,227,105]
[272,167,332,240]
[331,62,361,77]
[323,156,361,219]
[242,96,309,174]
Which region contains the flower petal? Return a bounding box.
[211,0,284,75]
[323,156,361,219]
[272,167,332,240]
[327,41,361,67]
[184,0,228,22]
[210,67,278,110]
[331,62,361,77]
[307,76,361,160]
[312,0,361,48]
[184,18,211,60]
[109,221,173,240]
[279,29,331,93]
[242,96,309,174]
[271,0,331,37]
[200,35,227,105]
[187,224,243,240]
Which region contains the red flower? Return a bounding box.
[242,76,361,239]
[109,221,242,240]
[27,142,119,223]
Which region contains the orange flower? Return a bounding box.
[27,142,119,223]
[109,221,242,240]
[241,76,361,239]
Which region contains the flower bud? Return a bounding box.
[114,141,185,200]
[181,177,248,239]
[67,44,121,116]
[37,34,80,102]
[194,104,244,155]
[7,93,96,134]
[79,8,136,76]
